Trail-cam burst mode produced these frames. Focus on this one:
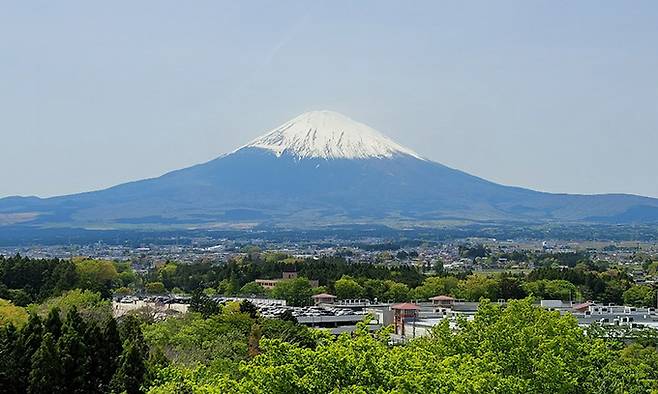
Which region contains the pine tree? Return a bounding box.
[110,315,150,393]
[99,318,123,390]
[28,333,63,394]
[63,305,86,334]
[82,318,122,393]
[50,260,79,295]
[14,313,43,391]
[189,289,219,318]
[110,340,147,394]
[83,322,103,392]
[118,315,145,344]
[0,324,19,393]
[44,307,62,340]
[57,307,90,393]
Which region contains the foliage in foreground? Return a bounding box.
[2,292,658,393]
[0,306,154,394]
[148,299,658,394]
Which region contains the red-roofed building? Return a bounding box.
[573,302,595,313]
[390,303,420,336]
[430,295,456,308]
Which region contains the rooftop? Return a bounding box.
[312,293,337,299]
[391,302,420,310]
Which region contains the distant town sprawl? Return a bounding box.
[3,236,658,322]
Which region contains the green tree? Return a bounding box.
[239,300,258,319]
[142,312,251,366]
[34,289,112,322]
[46,260,79,297]
[203,287,217,297]
[116,265,138,288]
[15,313,44,391]
[0,299,28,327]
[522,279,579,301]
[271,278,313,307]
[217,279,238,296]
[600,279,630,304]
[623,285,655,307]
[74,259,119,298]
[6,289,32,307]
[312,285,330,295]
[189,289,220,318]
[145,346,169,389]
[110,340,147,394]
[28,333,62,394]
[84,322,106,391]
[114,286,134,296]
[457,274,500,301]
[383,281,409,302]
[155,262,178,289]
[363,279,387,301]
[57,307,90,393]
[334,276,365,300]
[112,314,150,393]
[497,273,527,300]
[409,276,460,300]
[279,309,298,324]
[260,318,318,349]
[239,281,266,296]
[147,298,658,393]
[432,258,445,274]
[0,323,19,392]
[100,318,123,389]
[43,307,62,340]
[145,282,166,295]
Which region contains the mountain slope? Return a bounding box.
[1,111,658,228]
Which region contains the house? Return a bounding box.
[255,279,280,290]
[312,293,337,305]
[572,301,595,313]
[282,271,298,280]
[390,303,420,336]
[430,295,456,308]
[255,271,320,290]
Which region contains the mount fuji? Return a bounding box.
[2,110,658,229]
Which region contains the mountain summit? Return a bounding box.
[2,111,658,228]
[243,110,423,160]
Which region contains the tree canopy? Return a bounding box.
[147,299,658,393]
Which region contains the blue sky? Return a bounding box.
[1,1,657,198]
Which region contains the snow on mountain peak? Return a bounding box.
[242,110,423,160]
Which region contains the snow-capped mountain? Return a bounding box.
[242,110,423,160]
[1,110,658,229]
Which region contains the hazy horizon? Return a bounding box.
[2,1,657,199]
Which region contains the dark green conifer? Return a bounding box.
[110,340,147,394]
[44,307,62,340]
[99,318,123,390]
[28,333,63,394]
[14,313,43,391]
[0,324,20,393]
[83,322,104,392]
[57,307,90,393]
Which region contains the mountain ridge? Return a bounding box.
[1,110,658,229]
